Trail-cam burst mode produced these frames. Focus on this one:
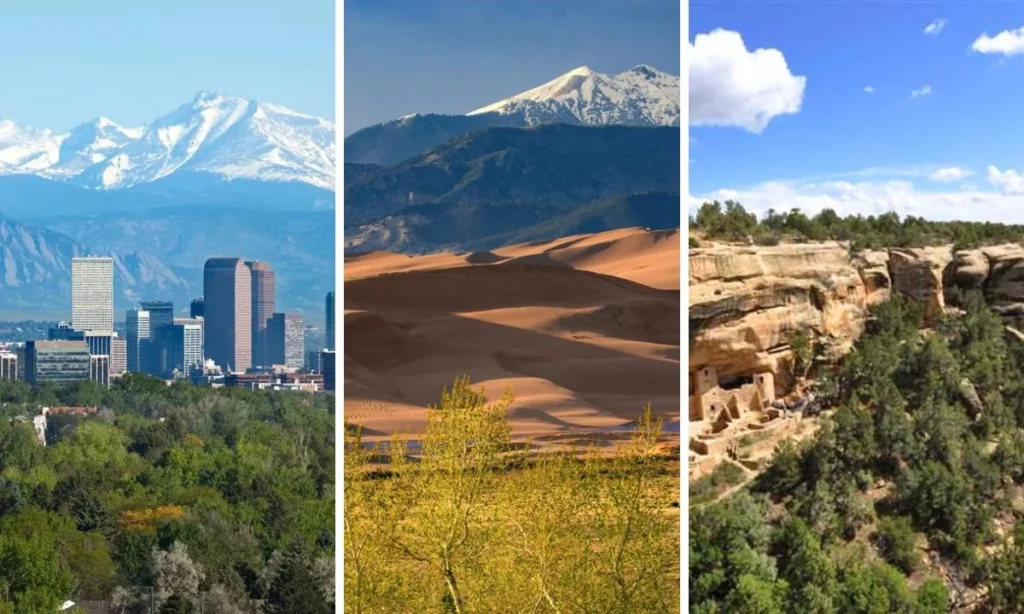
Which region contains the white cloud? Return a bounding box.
[689,29,807,133]
[988,166,1024,194]
[972,26,1024,55]
[864,85,875,94]
[928,167,973,182]
[691,166,1024,224]
[910,85,932,98]
[924,19,947,35]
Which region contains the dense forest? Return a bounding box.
[0,374,334,613]
[345,377,681,614]
[690,292,1024,612]
[690,200,1024,250]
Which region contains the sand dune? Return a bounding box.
[344,227,680,441]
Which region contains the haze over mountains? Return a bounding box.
[343,65,682,254]
[0,64,678,316]
[0,93,335,317]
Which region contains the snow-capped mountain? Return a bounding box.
[0,120,62,174]
[0,92,335,190]
[468,65,680,127]
[43,117,144,179]
[345,63,680,166]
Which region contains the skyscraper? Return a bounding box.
[71,257,114,332]
[190,298,204,318]
[126,309,150,373]
[245,261,275,367]
[321,350,335,391]
[141,301,173,376]
[325,290,335,351]
[174,316,204,365]
[204,258,252,373]
[166,321,203,378]
[268,312,304,369]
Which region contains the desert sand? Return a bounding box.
[344,227,680,442]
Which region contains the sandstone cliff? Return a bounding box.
[690,242,1024,391]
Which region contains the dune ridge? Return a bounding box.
[344,227,680,441]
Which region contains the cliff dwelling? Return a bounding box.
[688,364,808,479]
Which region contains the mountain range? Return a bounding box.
[344,65,680,166]
[0,93,335,319]
[0,91,334,190]
[344,123,680,252]
[343,65,681,253]
[0,64,678,317]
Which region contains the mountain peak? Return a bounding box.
[565,66,594,77]
[0,93,334,190]
[192,89,228,102]
[465,64,680,127]
[627,64,660,78]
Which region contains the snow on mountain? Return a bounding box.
[468,65,680,127]
[0,92,335,191]
[181,98,335,190]
[0,120,62,175]
[42,117,144,179]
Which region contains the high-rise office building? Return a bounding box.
[140,301,174,376]
[190,298,204,318]
[245,261,275,367]
[71,257,114,332]
[142,301,174,332]
[166,322,203,378]
[321,350,335,391]
[126,309,150,373]
[0,351,17,381]
[268,313,304,369]
[174,317,204,363]
[110,337,127,379]
[305,350,323,373]
[325,291,335,351]
[24,341,91,385]
[204,258,252,373]
[49,322,82,341]
[49,325,117,382]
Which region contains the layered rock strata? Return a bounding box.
[690,242,1024,390]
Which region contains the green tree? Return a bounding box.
[772,517,837,613]
[875,516,919,574]
[266,541,331,614]
[725,574,787,614]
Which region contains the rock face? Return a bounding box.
[690,243,867,390]
[888,247,952,323]
[690,241,1024,392]
[974,245,1024,328]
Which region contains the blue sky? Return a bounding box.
[345,0,680,133]
[1,0,334,131]
[690,2,1024,223]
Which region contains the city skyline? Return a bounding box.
[1,252,328,387]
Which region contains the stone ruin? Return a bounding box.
[688,364,806,479]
